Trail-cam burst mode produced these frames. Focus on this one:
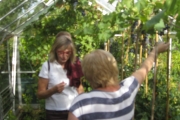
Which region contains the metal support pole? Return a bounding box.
[17,37,22,106]
[7,40,12,90]
[0,0,28,21]
[0,95,3,120]
[12,35,18,113]
[166,37,172,120]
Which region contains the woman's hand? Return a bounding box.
[132,41,169,85]
[37,78,66,98]
[155,42,169,54]
[55,82,66,93]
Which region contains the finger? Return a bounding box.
[60,81,64,84]
[59,82,66,86]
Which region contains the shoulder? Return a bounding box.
[69,93,88,113]
[41,61,48,68]
[121,76,138,84]
[42,60,58,66]
[70,92,94,108]
[120,76,139,90]
[72,92,91,103]
[70,90,108,109]
[41,61,56,69]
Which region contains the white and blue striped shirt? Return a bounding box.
[69,76,139,120]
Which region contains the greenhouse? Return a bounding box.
[0,0,180,120]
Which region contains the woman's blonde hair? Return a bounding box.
[49,31,76,63]
[82,49,119,89]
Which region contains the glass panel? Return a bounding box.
[0,0,55,44]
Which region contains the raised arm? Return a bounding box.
[132,42,169,84]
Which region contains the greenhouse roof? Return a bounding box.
[0,0,117,44]
[0,0,57,44]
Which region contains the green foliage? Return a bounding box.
[2,0,180,119]
[5,110,18,120]
[82,78,92,92]
[143,10,165,32]
[0,0,38,31]
[0,40,13,90]
[0,44,6,67]
[19,94,45,120]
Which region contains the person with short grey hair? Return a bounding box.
[68,42,169,120]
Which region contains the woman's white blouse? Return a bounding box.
[39,61,78,110]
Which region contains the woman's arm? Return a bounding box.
[132,42,169,84]
[68,112,79,120]
[37,77,55,99]
[37,77,66,99]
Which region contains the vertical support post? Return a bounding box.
[17,37,22,106]
[12,35,18,113]
[121,34,124,80]
[7,40,12,89]
[104,40,110,52]
[0,95,3,120]
[139,34,144,65]
[104,42,107,51]
[145,48,148,94]
[107,40,110,52]
[7,40,14,110]
[166,35,171,120]
[151,31,159,120]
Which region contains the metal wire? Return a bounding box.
[0,86,13,120]
[0,0,28,21]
